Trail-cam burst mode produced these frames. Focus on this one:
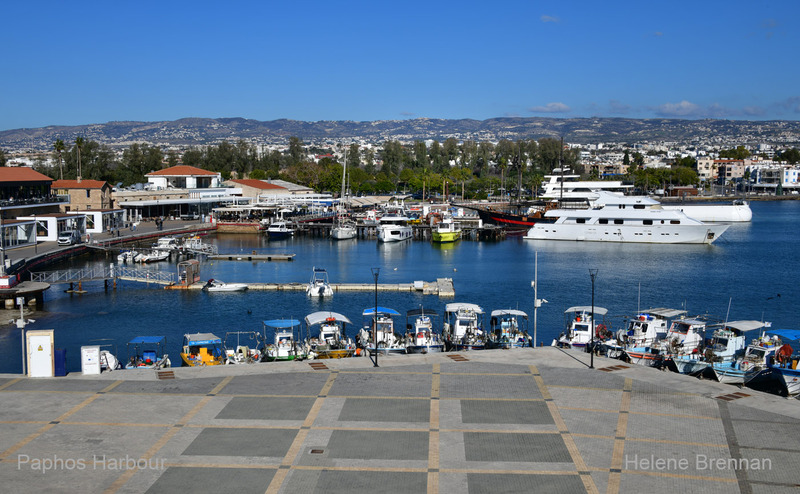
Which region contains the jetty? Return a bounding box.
[166,277,455,297]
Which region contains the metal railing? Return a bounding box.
[30,265,174,285]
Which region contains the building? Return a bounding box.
[225,179,289,200]
[51,179,115,212]
[145,165,222,189]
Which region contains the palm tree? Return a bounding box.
[74,137,85,181]
[53,139,65,180]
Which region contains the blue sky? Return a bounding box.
[2,0,798,130]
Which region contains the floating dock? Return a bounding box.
[208,253,295,261]
[166,277,455,297]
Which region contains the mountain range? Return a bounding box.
[2,117,800,151]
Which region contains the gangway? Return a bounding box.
[30,266,175,286]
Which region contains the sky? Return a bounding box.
[1,0,799,131]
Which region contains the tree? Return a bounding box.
[0,148,6,167]
[288,137,305,166]
[74,137,85,180]
[778,148,800,164]
[53,139,66,180]
[719,146,751,160]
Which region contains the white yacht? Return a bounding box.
[540,170,632,200]
[524,191,729,244]
[377,215,413,242]
[661,199,752,223]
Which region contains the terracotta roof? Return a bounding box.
[52,179,107,189]
[229,179,286,190]
[0,167,53,183]
[146,165,218,176]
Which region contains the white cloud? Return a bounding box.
[540,15,560,23]
[529,102,570,114]
[654,100,702,117]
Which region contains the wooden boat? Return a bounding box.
[305,311,355,359]
[223,331,264,364]
[405,308,444,354]
[180,333,224,366]
[488,309,531,349]
[443,303,486,351]
[358,307,406,355]
[263,319,308,361]
[125,336,171,369]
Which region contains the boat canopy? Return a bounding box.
[642,308,687,319]
[128,336,167,345]
[184,333,222,345]
[491,309,528,319]
[721,320,767,332]
[564,306,608,316]
[672,318,707,327]
[445,302,483,314]
[362,307,401,316]
[407,308,438,317]
[767,328,800,340]
[263,319,301,329]
[305,311,352,326]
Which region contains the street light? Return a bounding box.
[371,267,380,367]
[589,269,598,369]
[531,251,548,348]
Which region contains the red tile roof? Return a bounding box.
[52,179,108,189]
[229,179,286,190]
[145,165,218,176]
[0,167,53,183]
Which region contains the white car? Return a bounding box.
[57,230,81,246]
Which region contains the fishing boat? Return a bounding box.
[711,333,783,385]
[306,267,334,297]
[222,331,264,364]
[765,329,800,396]
[670,320,764,375]
[647,317,709,367]
[305,311,355,359]
[603,308,685,361]
[404,308,444,354]
[553,306,609,349]
[124,336,171,369]
[442,302,486,351]
[116,250,141,263]
[488,309,531,349]
[263,319,308,361]
[431,213,462,243]
[180,333,225,367]
[202,278,249,292]
[357,307,406,355]
[524,191,729,244]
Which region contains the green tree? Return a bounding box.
[53,139,66,180]
[778,148,800,164]
[74,137,85,180]
[719,146,751,160]
[0,148,6,167]
[288,137,305,166]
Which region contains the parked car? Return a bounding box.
[57,230,81,246]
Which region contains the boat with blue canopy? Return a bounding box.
[264,319,308,361]
[358,307,405,355]
[180,333,224,366]
[125,336,171,369]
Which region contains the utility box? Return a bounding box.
[27,330,55,378]
[81,346,101,375]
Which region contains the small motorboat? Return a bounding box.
[203,279,248,292]
[306,267,334,297]
[137,250,170,263]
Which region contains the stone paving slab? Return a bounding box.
[145,466,276,494]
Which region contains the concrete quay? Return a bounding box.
[1,347,798,493]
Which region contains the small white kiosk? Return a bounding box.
[26,330,54,378]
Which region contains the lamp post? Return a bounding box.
[531,251,548,348]
[371,267,380,367]
[589,269,598,369]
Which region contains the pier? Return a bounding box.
[166,277,456,297]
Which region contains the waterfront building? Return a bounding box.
[51,179,115,212]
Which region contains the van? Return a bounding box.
[57,230,81,246]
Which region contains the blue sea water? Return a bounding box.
[0,200,797,374]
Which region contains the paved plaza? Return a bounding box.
[0,348,798,493]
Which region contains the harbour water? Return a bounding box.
[0,200,797,374]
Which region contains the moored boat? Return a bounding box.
[305,311,355,359]
[488,309,531,349]
[670,320,764,375]
[553,306,609,349]
[358,307,405,355]
[712,333,783,385]
[223,331,264,364]
[125,336,171,369]
[263,319,308,361]
[202,278,249,292]
[404,307,444,354]
[180,333,224,367]
[442,303,486,351]
[306,267,334,297]
[431,213,462,243]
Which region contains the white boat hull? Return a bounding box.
[378,225,413,242]
[662,203,752,222]
[525,223,726,244]
[331,226,356,240]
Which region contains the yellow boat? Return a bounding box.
[431,217,461,243]
[180,333,225,366]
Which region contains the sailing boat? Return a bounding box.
[331,148,357,240]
